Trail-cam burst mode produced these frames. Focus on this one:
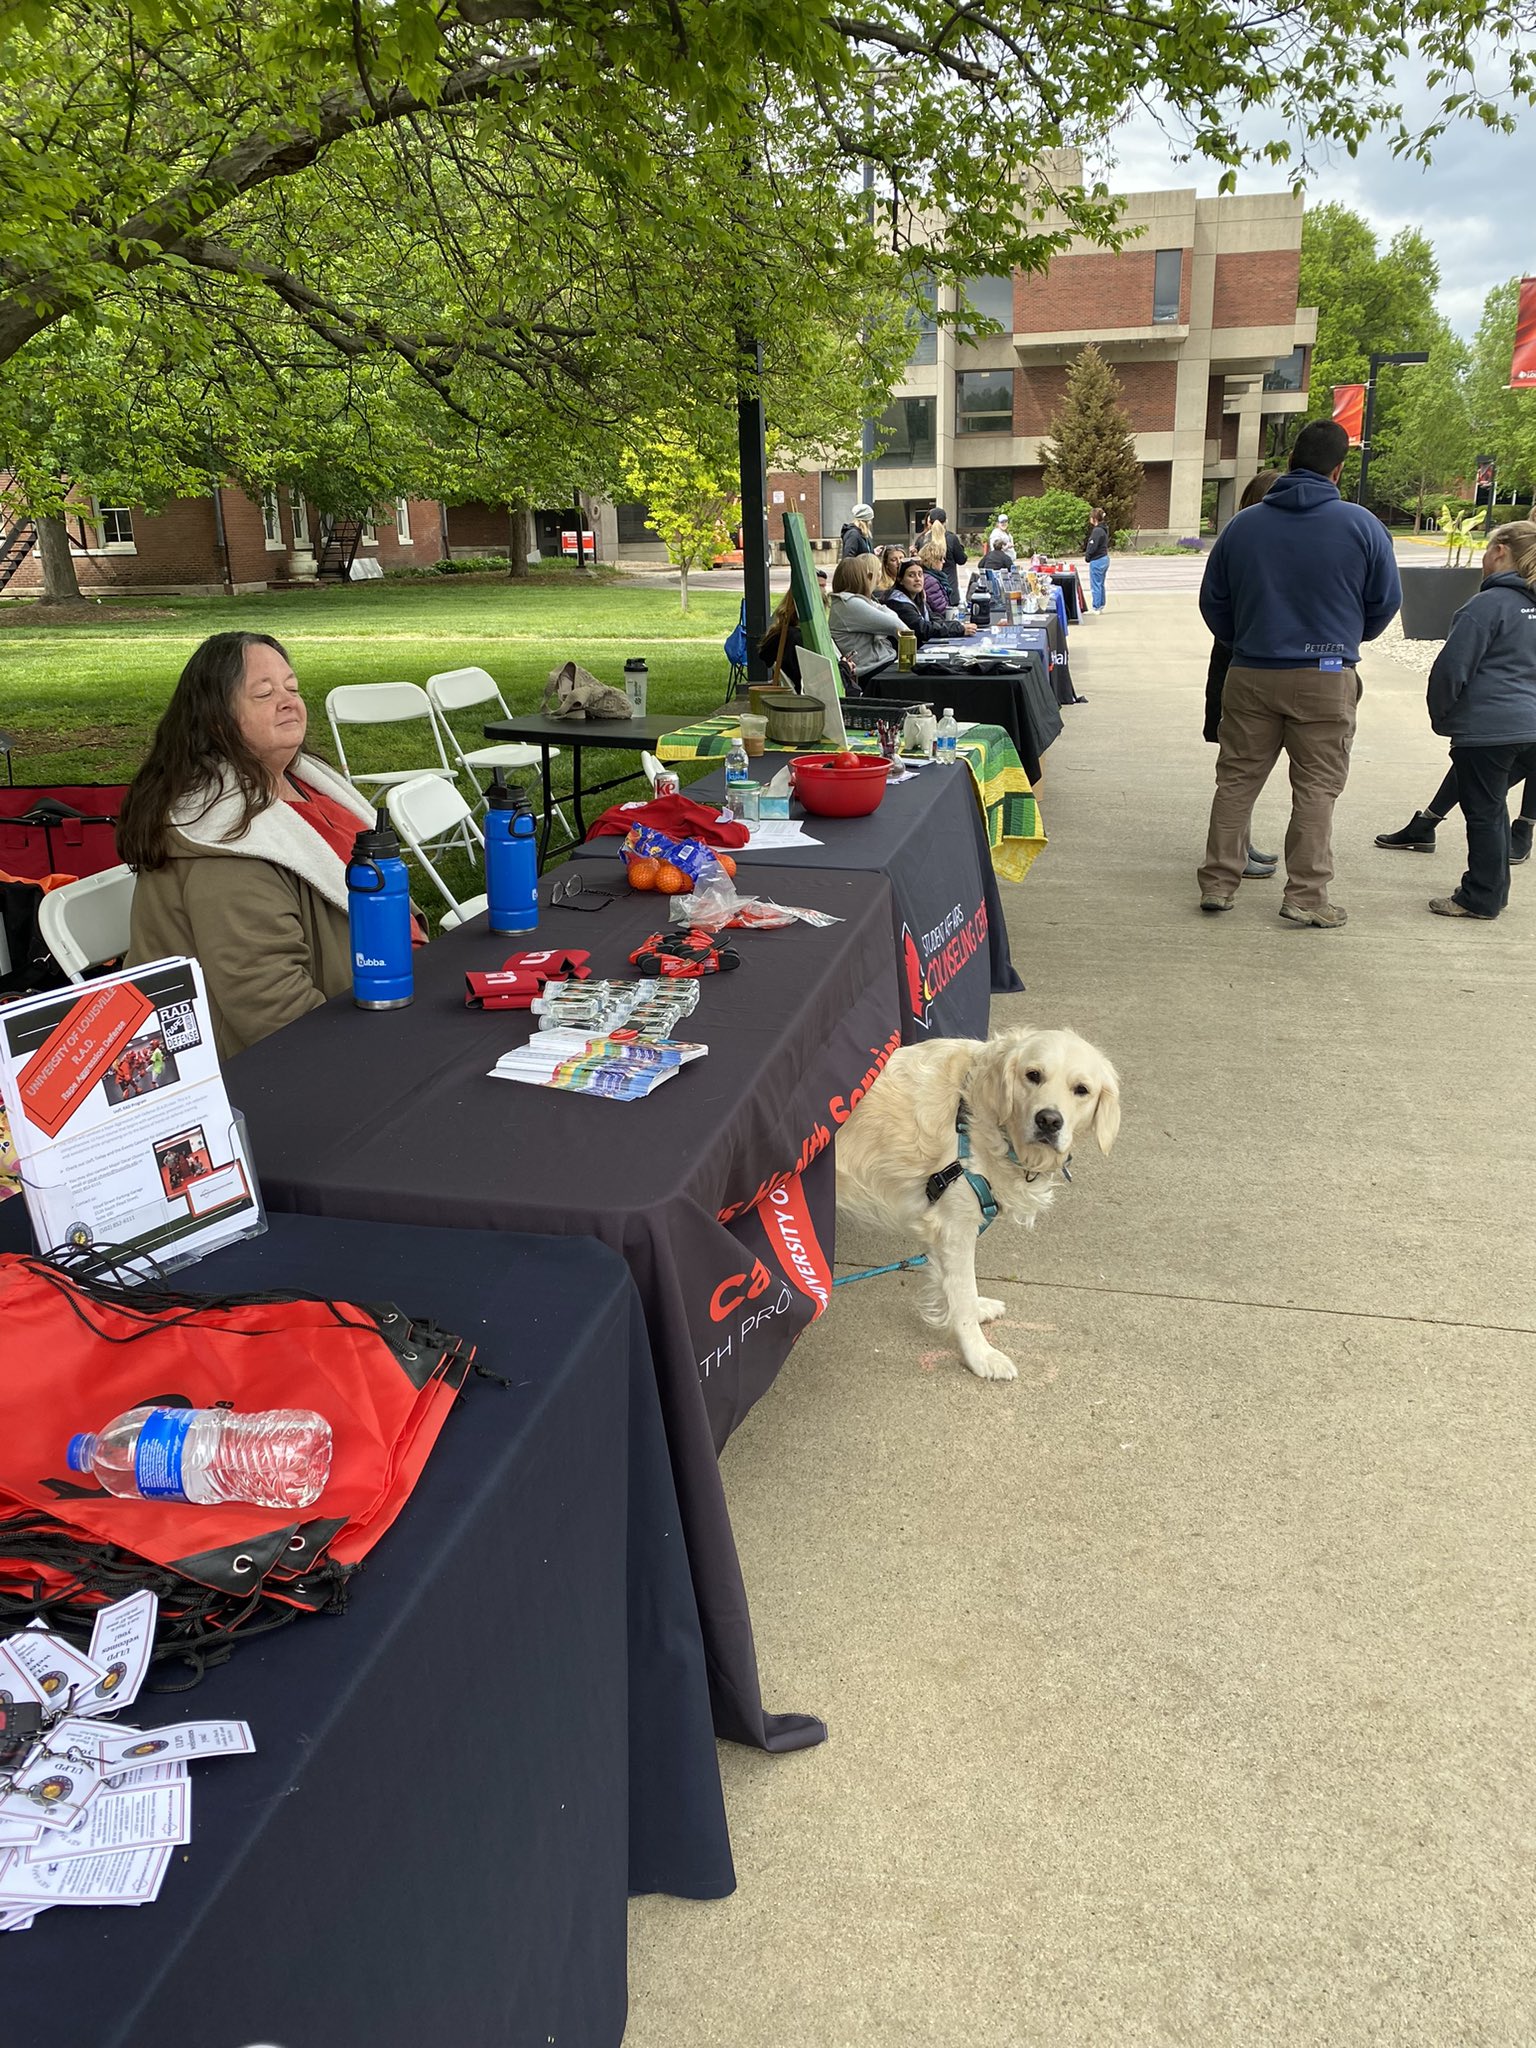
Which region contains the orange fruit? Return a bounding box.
[655,862,692,895]
[627,856,660,890]
[715,852,737,879]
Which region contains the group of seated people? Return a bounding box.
[759,532,985,688]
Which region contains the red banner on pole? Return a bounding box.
[1510,278,1536,389]
[1332,384,1367,446]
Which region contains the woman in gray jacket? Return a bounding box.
[1425,520,1536,920]
[828,554,900,682]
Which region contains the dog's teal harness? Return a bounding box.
[833,1103,1068,1289]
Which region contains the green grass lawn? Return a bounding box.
[0,568,742,789]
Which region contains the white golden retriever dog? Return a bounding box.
[837,1027,1120,1380]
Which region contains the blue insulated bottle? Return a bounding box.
[485,769,539,935]
[346,806,414,1010]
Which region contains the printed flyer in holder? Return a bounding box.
[0,956,262,1272]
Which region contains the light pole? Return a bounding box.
[1356,350,1429,512]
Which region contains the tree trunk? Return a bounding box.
[506,504,530,579]
[35,514,84,603]
[573,491,592,576]
[678,560,690,613]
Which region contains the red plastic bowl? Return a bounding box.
[790,752,890,818]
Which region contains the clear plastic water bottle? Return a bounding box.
[724,732,752,817]
[935,707,959,765]
[67,1407,333,1509]
[623,658,649,714]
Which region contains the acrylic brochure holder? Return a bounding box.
[0,956,267,1282]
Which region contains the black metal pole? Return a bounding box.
[1356,354,1382,510]
[737,333,771,682]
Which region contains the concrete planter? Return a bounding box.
[1399,564,1482,640]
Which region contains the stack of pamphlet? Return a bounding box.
[0,1592,254,1928]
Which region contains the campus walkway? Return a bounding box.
[624,589,1536,2046]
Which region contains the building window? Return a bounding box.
[1263,346,1308,394]
[96,504,135,549]
[260,488,283,549]
[1153,249,1183,324]
[289,491,310,546]
[908,277,938,368]
[360,512,378,546]
[956,468,1017,533]
[874,396,936,469]
[961,276,1015,332]
[395,498,413,544]
[956,370,1014,436]
[616,501,656,543]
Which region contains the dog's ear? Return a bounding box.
[1092,1064,1121,1155]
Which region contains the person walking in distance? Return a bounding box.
[1421,520,1536,920]
[1196,418,1402,928]
[1083,508,1111,615]
[840,504,876,559]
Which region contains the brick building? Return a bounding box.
[1,487,454,596]
[731,162,1316,552]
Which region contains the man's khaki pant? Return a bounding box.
[1198,664,1359,911]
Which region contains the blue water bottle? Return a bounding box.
[485,769,539,935]
[346,806,414,1010]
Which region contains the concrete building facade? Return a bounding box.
[835,173,1316,547]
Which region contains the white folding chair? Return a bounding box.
[425,668,571,838]
[384,776,488,932]
[38,865,136,983]
[325,683,459,798]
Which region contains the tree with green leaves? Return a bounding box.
[1036,347,1142,539]
[1294,202,1443,480]
[0,0,1531,385]
[1370,327,1472,529]
[998,487,1091,558]
[1466,279,1536,510]
[621,428,738,613]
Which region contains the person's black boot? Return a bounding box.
[1512,816,1534,866]
[1375,811,1438,852]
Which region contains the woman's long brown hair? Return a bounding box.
[116,632,292,872]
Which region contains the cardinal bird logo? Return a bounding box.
[900,926,931,1029]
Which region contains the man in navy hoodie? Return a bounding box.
[1196,419,1402,928]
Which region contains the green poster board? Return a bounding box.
[780,511,842,682]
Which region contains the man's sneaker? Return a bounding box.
[1428,896,1494,920]
[1279,901,1347,928]
[1250,846,1278,866]
[1512,818,1534,865]
[1243,853,1277,878]
[1375,812,1437,852]
[1199,895,1234,913]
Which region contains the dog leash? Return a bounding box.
[834,1105,1068,1290]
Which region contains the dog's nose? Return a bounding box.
[1033,1106,1064,1136]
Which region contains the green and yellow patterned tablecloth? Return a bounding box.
[656,717,1046,883]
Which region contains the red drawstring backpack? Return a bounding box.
[0,1254,475,1682]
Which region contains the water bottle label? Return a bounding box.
[133,1408,194,1500]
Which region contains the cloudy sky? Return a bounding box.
[1096,73,1534,337]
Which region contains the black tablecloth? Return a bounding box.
[905,649,1063,778]
[581,756,1024,1041]
[225,870,902,1751]
[0,1211,732,2048]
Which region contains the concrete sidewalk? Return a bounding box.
[625,593,1536,2047]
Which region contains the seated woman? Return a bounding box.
[875,545,905,599]
[828,554,901,683]
[757,570,831,687]
[118,631,380,1057]
[883,558,977,642]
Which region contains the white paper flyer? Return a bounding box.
[0,956,260,1272]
